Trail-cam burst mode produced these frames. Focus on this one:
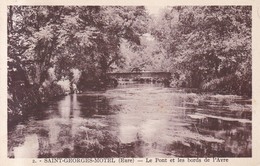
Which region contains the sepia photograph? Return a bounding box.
[6,5,252,159]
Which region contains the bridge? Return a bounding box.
[107,71,172,86]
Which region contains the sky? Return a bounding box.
[145,6,164,16]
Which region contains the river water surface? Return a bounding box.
[8,84,252,158]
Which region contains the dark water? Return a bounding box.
[8,84,252,158]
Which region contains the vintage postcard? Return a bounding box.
[0,0,260,166]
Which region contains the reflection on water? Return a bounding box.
[13,134,39,158]
[8,84,252,158]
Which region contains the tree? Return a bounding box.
[151,6,251,95]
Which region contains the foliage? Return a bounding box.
[8,6,148,85]
[150,6,251,96]
[119,35,170,72]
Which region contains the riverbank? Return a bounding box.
[8,77,113,129]
[8,82,66,129]
[170,78,252,98]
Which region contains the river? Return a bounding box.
[8,84,252,158]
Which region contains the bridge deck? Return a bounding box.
[107,72,171,79]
